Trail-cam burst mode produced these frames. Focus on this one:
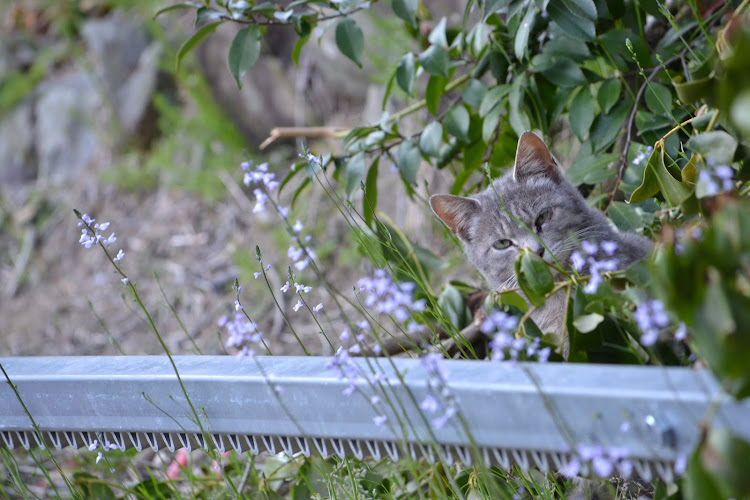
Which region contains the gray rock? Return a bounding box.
[0,100,35,202]
[34,72,102,183]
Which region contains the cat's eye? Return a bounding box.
[492,239,512,250]
[535,208,551,232]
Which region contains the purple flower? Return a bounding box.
[571,241,620,294]
[356,270,425,331]
[373,415,387,426]
[293,300,303,312]
[280,281,291,293]
[113,249,125,263]
[313,303,323,313]
[420,395,439,413]
[634,299,671,346]
[292,220,304,233]
[220,310,263,357]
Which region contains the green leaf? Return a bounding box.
[509,74,531,136]
[392,0,418,27]
[547,0,596,41]
[292,33,310,66]
[176,21,223,73]
[363,158,379,227]
[687,131,738,166]
[228,26,262,88]
[398,139,421,185]
[565,150,618,185]
[514,6,536,61]
[335,18,364,67]
[154,2,201,19]
[496,290,529,313]
[541,57,587,88]
[74,472,117,500]
[345,153,366,199]
[425,75,446,116]
[562,0,597,20]
[573,313,604,333]
[445,106,470,142]
[516,251,554,307]
[597,79,621,114]
[482,105,502,143]
[133,478,174,500]
[570,86,595,141]
[608,202,646,232]
[701,428,750,498]
[644,82,672,114]
[438,284,469,330]
[479,84,510,117]
[684,447,723,500]
[419,45,450,78]
[395,53,415,96]
[590,99,630,152]
[419,122,443,157]
[730,89,750,138]
[462,79,487,108]
[629,146,692,206]
[485,0,511,16]
[428,17,448,49]
[673,76,714,104]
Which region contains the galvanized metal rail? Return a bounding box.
[1,356,749,482]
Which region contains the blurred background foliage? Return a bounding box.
[1,0,750,498]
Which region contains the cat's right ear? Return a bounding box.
[429,194,480,242]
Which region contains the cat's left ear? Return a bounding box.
[512,131,563,184]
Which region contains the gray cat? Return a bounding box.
[429,131,652,334]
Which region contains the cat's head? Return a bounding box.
[430,132,604,291]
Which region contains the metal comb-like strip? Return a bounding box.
[2,355,749,481]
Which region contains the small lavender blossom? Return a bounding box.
[253,272,261,279]
[634,299,670,346]
[697,159,734,198]
[121,278,129,285]
[280,281,291,293]
[293,300,303,312]
[420,395,439,413]
[370,395,380,405]
[570,241,620,294]
[326,346,361,396]
[339,328,350,341]
[313,303,323,313]
[373,415,387,426]
[356,269,425,331]
[292,220,304,233]
[219,311,263,357]
[113,249,125,263]
[631,145,653,166]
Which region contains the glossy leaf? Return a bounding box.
[462,79,487,108]
[398,139,421,185]
[645,82,673,114]
[516,251,554,307]
[570,86,595,141]
[419,45,450,78]
[573,313,604,333]
[345,153,366,199]
[228,26,262,88]
[548,1,596,41]
[420,122,443,157]
[590,99,630,152]
[395,53,415,96]
[597,79,621,114]
[176,21,223,73]
[335,18,364,67]
[629,146,692,207]
[425,75,446,116]
[509,74,531,136]
[514,6,536,61]
[438,284,469,330]
[687,131,738,166]
[445,106,470,142]
[363,158,379,228]
[392,0,418,27]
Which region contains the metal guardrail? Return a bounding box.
[1,356,749,482]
